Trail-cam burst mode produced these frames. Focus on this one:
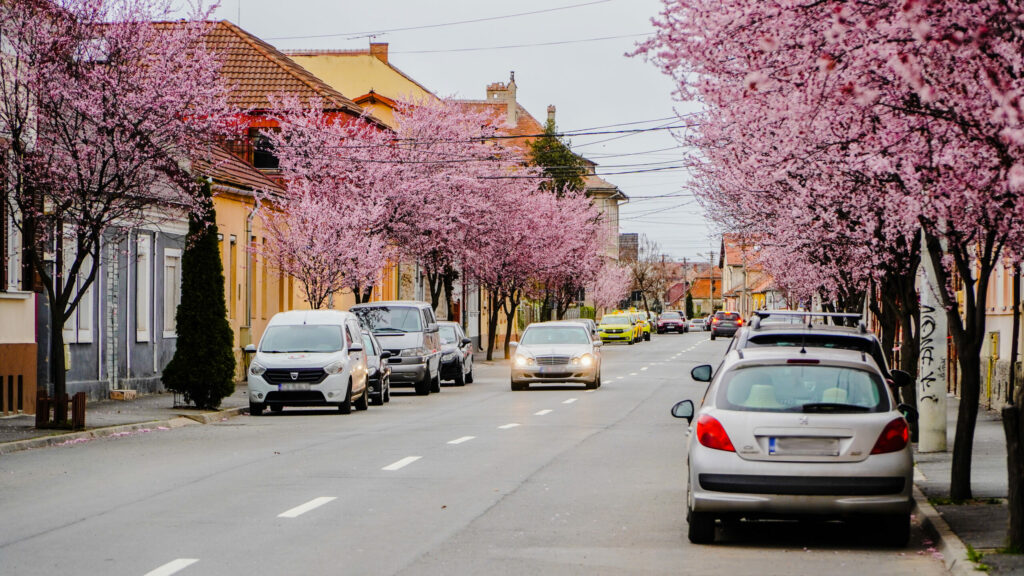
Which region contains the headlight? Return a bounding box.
[401,347,430,357]
[442,352,456,361]
[514,354,535,367]
[368,366,378,376]
[324,360,346,375]
[249,361,266,376]
[580,354,594,367]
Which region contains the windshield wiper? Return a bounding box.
[375,327,407,333]
[801,403,871,413]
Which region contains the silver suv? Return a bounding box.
[350,301,442,396]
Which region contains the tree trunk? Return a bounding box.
[1004,405,1024,550]
[442,266,457,321]
[425,267,444,312]
[485,290,501,361]
[951,342,983,500]
[502,290,520,360]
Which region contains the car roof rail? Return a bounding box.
[750,316,762,330]
[753,310,863,329]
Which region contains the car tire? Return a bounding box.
[511,380,526,391]
[354,386,369,411]
[465,362,474,384]
[415,374,431,396]
[687,510,716,544]
[644,332,651,341]
[628,337,634,345]
[710,332,717,341]
[370,391,383,406]
[383,377,391,403]
[454,361,467,386]
[430,372,442,393]
[586,371,601,390]
[338,381,353,414]
[249,402,264,416]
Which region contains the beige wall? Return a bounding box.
[0,292,35,344]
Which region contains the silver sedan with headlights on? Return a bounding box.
[509,321,602,391]
[671,347,918,546]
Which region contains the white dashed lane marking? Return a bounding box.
[498,423,521,429]
[534,409,553,416]
[144,559,199,576]
[616,376,624,380]
[640,367,649,371]
[562,398,578,404]
[448,436,476,445]
[629,372,638,376]
[278,497,336,518]
[382,456,422,471]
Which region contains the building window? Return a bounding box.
[136,234,152,342]
[163,248,182,338]
[261,237,268,320]
[3,201,22,291]
[229,235,237,319]
[249,128,280,170]
[61,237,94,344]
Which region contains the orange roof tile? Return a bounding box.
[453,100,545,153]
[689,278,723,300]
[192,145,285,195]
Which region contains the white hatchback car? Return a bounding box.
[672,347,915,545]
[246,310,369,415]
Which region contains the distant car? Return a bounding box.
[510,321,603,390]
[597,313,639,344]
[438,321,474,386]
[246,310,369,415]
[672,347,916,545]
[579,318,600,341]
[687,317,706,331]
[704,315,713,331]
[710,311,743,340]
[657,311,687,334]
[361,330,391,405]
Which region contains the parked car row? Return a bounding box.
[671,310,918,545]
[244,301,477,415]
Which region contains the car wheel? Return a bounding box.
[644,332,651,341]
[383,377,391,403]
[454,361,467,386]
[415,374,431,396]
[710,332,716,341]
[270,405,283,413]
[511,379,526,391]
[687,510,716,544]
[587,371,601,390]
[338,381,353,414]
[465,361,474,384]
[370,391,383,406]
[628,337,634,345]
[430,372,442,393]
[354,386,369,411]
[249,402,264,416]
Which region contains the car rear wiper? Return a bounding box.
[801,403,871,413]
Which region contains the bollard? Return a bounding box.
[71,392,86,430]
[54,393,68,425]
[35,390,50,428]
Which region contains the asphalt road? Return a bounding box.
[0,332,947,576]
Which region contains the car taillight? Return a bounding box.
[696,414,735,452]
[736,318,743,326]
[711,318,719,325]
[871,418,910,454]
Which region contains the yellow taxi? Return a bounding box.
[597,313,639,344]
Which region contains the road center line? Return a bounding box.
[534,409,553,416]
[144,559,199,576]
[640,367,649,371]
[382,456,422,471]
[616,376,624,380]
[447,436,476,445]
[498,423,520,429]
[562,398,577,404]
[278,497,336,518]
[629,372,638,376]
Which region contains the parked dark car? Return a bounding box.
[656,311,687,334]
[361,330,391,405]
[350,301,442,396]
[710,311,742,340]
[438,321,474,386]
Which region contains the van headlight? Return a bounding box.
[324,360,346,375]
[249,361,266,376]
[442,352,456,361]
[401,347,430,357]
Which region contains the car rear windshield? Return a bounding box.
[716,364,888,413]
[353,306,423,333]
[261,325,344,353]
[439,325,458,344]
[716,312,740,320]
[661,312,681,319]
[521,326,590,345]
[601,316,631,325]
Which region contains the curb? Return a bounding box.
[913,486,978,576]
[0,406,247,456]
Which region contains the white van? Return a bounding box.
[246,310,369,415]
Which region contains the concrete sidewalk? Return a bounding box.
[0,384,249,455]
[913,396,1024,574]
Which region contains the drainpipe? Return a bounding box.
[245,205,259,344]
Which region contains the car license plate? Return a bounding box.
[279,383,310,391]
[769,437,839,456]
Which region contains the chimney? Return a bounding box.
[484,71,519,127]
[547,105,556,125]
[369,42,388,64]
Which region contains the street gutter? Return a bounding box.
[913,486,979,575]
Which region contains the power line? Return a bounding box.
[388,33,649,54]
[266,0,616,41]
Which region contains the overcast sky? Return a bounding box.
[213,0,716,264]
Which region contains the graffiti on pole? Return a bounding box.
[918,303,944,404]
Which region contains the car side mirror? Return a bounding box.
[509,341,519,348]
[898,404,919,424]
[426,323,439,333]
[243,344,257,353]
[461,338,472,346]
[349,344,364,353]
[890,369,912,389]
[691,364,712,382]
[671,400,695,423]
[380,351,392,359]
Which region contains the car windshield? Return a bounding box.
[661,312,681,319]
[717,364,888,413]
[521,326,591,345]
[353,307,422,333]
[260,325,344,353]
[601,316,631,325]
[439,325,458,344]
